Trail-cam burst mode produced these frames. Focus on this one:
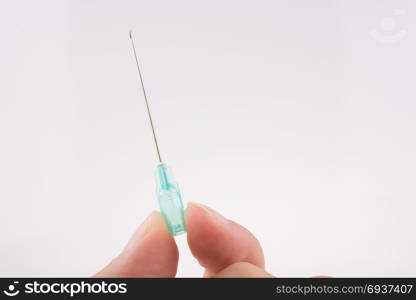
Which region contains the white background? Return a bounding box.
[1,0,415,277]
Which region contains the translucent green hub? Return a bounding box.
[155,163,186,235]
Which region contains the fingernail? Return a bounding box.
[124,211,156,251]
[188,202,228,225]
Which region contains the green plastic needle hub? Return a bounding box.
[156,163,186,236]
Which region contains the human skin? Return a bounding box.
[94,202,282,277]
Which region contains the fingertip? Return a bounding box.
[186,203,233,270]
[185,202,264,274]
[95,211,178,277]
[124,211,179,277]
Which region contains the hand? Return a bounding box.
[94,202,272,277]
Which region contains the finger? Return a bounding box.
[94,211,178,277]
[186,202,264,276]
[213,262,273,278]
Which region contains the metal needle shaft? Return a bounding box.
[129,30,163,163]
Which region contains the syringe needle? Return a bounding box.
[129,31,186,236]
[129,30,163,163]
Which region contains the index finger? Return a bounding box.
[185,203,265,276]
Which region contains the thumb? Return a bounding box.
[93,211,178,277]
[186,202,265,277]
